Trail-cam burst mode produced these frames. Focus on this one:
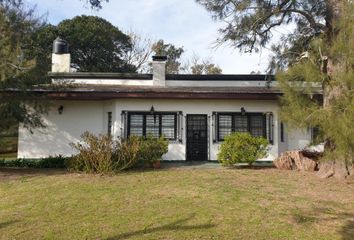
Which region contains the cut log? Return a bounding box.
[274,151,318,171]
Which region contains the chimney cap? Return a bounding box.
[53,37,69,54]
[152,55,167,61]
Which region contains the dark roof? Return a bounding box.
[166,74,274,81]
[5,84,284,100]
[57,85,282,93]
[48,72,275,81]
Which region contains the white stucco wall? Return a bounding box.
[52,78,277,88]
[56,79,154,86]
[114,99,280,161]
[166,80,277,87]
[288,128,312,150]
[18,101,106,158]
[18,99,311,160]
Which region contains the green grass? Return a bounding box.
[0,168,353,240]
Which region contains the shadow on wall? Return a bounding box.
[19,125,78,158]
[291,206,354,240]
[19,102,105,158]
[105,213,216,240]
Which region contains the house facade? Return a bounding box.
[17,39,317,161]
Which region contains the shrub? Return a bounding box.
[138,135,168,165]
[114,135,141,171]
[68,132,117,173]
[68,132,168,174]
[0,155,67,168]
[217,132,268,166]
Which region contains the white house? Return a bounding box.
[17,38,320,161]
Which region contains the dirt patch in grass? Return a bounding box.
[0,168,66,181]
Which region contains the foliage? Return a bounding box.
[0,0,48,131]
[277,3,354,166]
[68,132,169,174]
[35,15,136,73]
[151,39,184,74]
[183,54,222,74]
[68,132,119,173]
[196,0,330,73]
[137,135,168,164]
[123,31,154,73]
[198,0,353,177]
[114,135,141,171]
[0,155,67,168]
[84,0,108,9]
[218,132,268,166]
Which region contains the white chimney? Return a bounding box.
[51,37,70,73]
[152,56,167,86]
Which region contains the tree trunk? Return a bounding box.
[317,0,353,179]
[274,151,318,171]
[317,160,353,180]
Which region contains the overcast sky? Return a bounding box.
[27,0,274,74]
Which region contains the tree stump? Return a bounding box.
[274,151,318,171]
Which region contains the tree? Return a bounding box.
[0,0,47,131]
[57,15,136,72]
[197,0,353,179]
[84,0,108,9]
[151,40,184,74]
[123,31,154,73]
[183,54,222,74]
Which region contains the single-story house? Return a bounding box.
[17,38,322,161]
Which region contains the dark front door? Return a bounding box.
[186,114,208,161]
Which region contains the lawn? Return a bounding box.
[0,167,353,240]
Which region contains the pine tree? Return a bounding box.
[0,0,47,132]
[197,0,353,178]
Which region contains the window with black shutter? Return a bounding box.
[127,112,177,140]
[107,112,112,135]
[217,113,266,141]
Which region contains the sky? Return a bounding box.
[26,0,274,74]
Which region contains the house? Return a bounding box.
[17,38,320,161]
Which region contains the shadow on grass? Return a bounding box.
[340,218,354,240]
[0,220,19,229]
[0,168,67,181]
[291,207,354,240]
[105,214,216,240]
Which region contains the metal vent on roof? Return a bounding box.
[53,37,69,54]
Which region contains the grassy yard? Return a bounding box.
[0,167,353,240]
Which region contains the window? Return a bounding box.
[311,126,321,142]
[217,113,266,141]
[280,122,284,142]
[127,112,177,140]
[107,112,112,135]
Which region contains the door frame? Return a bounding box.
[185,114,208,161]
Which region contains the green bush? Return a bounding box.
[0,155,67,168]
[217,132,268,167]
[138,135,168,165]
